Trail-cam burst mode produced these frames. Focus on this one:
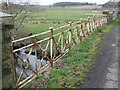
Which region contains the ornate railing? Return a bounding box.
[11,16,107,89]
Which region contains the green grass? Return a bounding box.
[42,18,119,88]
[27,7,101,21]
[16,6,102,34]
[24,18,119,88]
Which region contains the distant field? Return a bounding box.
[17,6,102,35]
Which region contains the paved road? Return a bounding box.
[0,30,2,89]
[82,23,119,88]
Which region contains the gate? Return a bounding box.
[11,16,107,89]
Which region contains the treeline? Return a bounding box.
[2,2,25,13]
[102,1,119,8]
[2,2,44,13]
[53,2,97,6]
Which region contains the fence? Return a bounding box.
[11,16,107,89]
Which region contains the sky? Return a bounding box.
[30,0,110,5]
[2,0,110,5]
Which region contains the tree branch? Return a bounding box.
[15,11,28,31]
[13,9,23,20]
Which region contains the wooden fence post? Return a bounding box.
[49,27,54,67]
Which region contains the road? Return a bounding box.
[82,23,119,88]
[0,29,2,89]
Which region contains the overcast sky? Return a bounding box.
[2,0,110,5]
[31,0,110,5]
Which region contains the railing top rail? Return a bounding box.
[12,30,51,43]
[13,37,50,52]
[13,28,71,53]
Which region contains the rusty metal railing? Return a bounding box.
[11,16,107,89]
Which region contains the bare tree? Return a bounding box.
[2,0,30,31]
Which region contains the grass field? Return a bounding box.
[17,7,102,35]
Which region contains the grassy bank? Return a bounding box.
[41,18,119,88]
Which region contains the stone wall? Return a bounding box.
[0,16,2,90]
[105,11,118,24]
[1,13,14,88]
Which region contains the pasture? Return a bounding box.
[18,7,102,35]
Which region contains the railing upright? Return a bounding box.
[68,22,73,49]
[49,27,54,67]
[80,19,84,42]
[61,28,64,52]
[93,16,96,31]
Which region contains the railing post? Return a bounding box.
[99,18,102,27]
[101,17,103,26]
[80,18,84,42]
[61,28,64,51]
[96,19,99,29]
[84,21,88,36]
[88,16,93,33]
[98,19,101,27]
[102,17,104,25]
[93,16,96,31]
[49,27,54,67]
[91,17,93,31]
[87,16,91,36]
[68,22,72,49]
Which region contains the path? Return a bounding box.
[82,23,119,88]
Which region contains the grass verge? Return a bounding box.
[43,18,119,88]
[24,18,119,88]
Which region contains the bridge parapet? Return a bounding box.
[102,10,118,23]
[1,12,14,88]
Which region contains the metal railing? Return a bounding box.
[11,16,107,89]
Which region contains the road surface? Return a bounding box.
[82,23,119,88]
